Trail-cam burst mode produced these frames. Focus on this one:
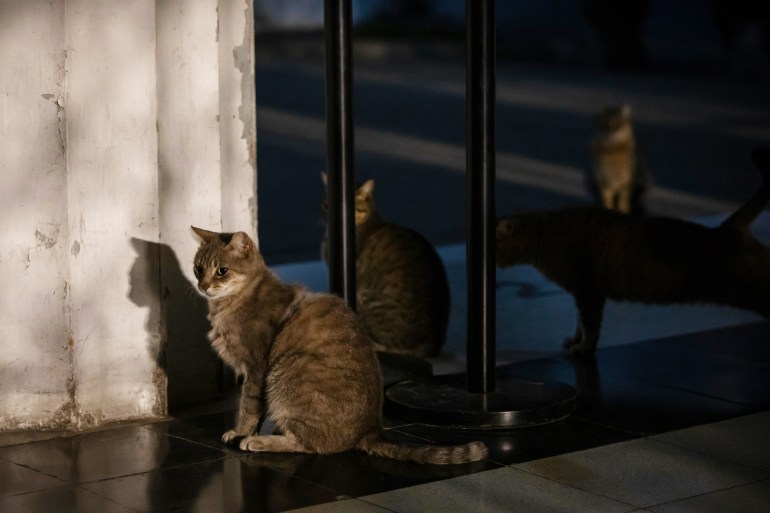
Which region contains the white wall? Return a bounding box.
[0,0,256,430]
[0,0,71,429]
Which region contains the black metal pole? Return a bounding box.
[466,0,496,394]
[324,0,356,309]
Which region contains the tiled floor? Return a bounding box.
[1,215,769,512]
[0,321,768,512]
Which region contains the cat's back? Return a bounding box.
[525,207,708,293]
[585,210,723,300]
[356,222,451,356]
[358,222,444,277]
[359,222,450,300]
[275,291,375,358]
[267,291,382,433]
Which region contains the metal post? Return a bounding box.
[466,0,496,394]
[324,0,356,309]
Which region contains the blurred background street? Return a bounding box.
[253,0,769,264]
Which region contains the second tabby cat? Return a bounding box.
[192,227,487,463]
[498,148,770,355]
[322,177,451,358]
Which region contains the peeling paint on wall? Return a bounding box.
[35,225,59,249]
[233,0,258,231]
[233,1,256,172]
[152,367,168,417]
[41,87,66,160]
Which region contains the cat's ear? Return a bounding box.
[191,226,217,244]
[358,179,375,198]
[620,104,632,119]
[227,231,254,258]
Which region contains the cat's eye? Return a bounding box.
[193,265,203,277]
[217,267,228,277]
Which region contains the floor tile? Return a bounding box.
[234,428,498,499]
[505,355,758,435]
[144,414,497,499]
[393,417,635,466]
[0,486,137,513]
[363,466,635,513]
[513,438,769,509]
[172,410,239,440]
[648,479,770,513]
[157,412,242,454]
[576,381,759,435]
[593,337,770,407]
[0,457,64,497]
[0,423,226,485]
[286,498,395,513]
[652,411,770,472]
[646,322,770,365]
[0,430,74,448]
[84,456,340,513]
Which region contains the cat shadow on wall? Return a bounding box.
[128,238,226,413]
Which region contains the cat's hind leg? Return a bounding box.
[239,432,308,454]
[599,187,615,210]
[564,293,605,356]
[563,312,585,350]
[617,187,632,214]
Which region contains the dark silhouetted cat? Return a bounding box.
[497,148,770,355]
[322,177,451,357]
[192,227,486,463]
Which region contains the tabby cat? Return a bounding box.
[590,105,648,215]
[497,148,770,355]
[192,227,486,463]
[321,177,451,358]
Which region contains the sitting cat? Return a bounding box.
[590,105,649,215]
[321,177,451,358]
[192,227,486,463]
[497,148,770,355]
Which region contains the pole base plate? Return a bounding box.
[385,374,576,430]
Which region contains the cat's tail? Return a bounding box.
[356,432,488,465]
[721,148,770,232]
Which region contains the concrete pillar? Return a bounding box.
[0,0,71,429]
[0,0,256,430]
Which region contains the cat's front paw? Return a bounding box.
[563,337,594,357]
[222,429,246,445]
[239,435,264,452]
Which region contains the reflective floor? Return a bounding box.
[1,320,768,512]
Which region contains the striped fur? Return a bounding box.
[192,228,486,464]
[322,178,451,357]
